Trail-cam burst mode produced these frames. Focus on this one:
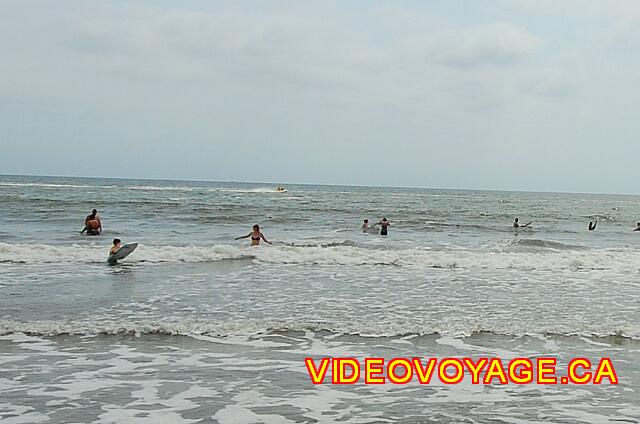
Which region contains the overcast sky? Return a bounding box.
[1,1,639,193]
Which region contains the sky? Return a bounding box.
[1,0,640,193]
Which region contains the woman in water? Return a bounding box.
[236,224,272,245]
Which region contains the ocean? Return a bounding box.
[0,174,639,423]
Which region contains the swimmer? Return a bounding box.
[362,219,369,233]
[372,217,391,235]
[513,218,532,228]
[81,209,102,235]
[236,224,272,245]
[107,238,122,265]
[588,220,597,231]
[110,238,122,255]
[634,222,640,232]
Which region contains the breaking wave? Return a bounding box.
[1,242,640,271]
[0,318,638,340]
[502,238,587,251]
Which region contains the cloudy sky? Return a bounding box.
[1,1,640,193]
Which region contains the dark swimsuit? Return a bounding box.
[380,224,388,235]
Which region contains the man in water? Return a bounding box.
[81,209,102,235]
[634,222,640,231]
[362,219,369,233]
[513,218,532,228]
[372,217,391,235]
[589,220,597,231]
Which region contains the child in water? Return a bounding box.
[235,225,272,245]
[110,239,122,255]
[107,239,122,265]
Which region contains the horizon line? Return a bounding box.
[0,172,637,197]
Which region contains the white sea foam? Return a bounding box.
[0,180,276,194]
[125,185,197,191]
[0,182,99,189]
[0,182,203,192]
[1,317,638,340]
[214,187,287,194]
[1,241,640,271]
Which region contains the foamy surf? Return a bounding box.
[2,176,640,424]
[0,182,101,189]
[1,318,638,340]
[125,185,197,191]
[214,187,288,193]
[1,241,640,271]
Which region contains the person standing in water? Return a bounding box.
[634,222,640,231]
[362,219,370,233]
[588,220,597,231]
[372,218,391,235]
[236,224,272,245]
[81,209,102,235]
[513,218,531,228]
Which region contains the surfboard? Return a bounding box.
[107,243,138,264]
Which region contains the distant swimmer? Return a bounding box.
[236,224,272,245]
[634,222,640,232]
[362,219,369,233]
[81,209,102,235]
[513,218,532,228]
[588,220,597,231]
[372,217,391,235]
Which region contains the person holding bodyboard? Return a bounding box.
[107,238,138,265]
[513,218,532,229]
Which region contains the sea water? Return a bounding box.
[0,175,639,423]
